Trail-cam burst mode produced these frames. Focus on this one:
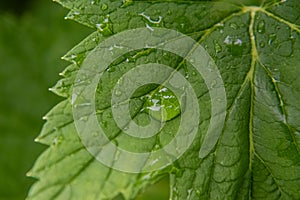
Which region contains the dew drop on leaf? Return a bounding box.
[144,87,180,122]
[257,20,266,34]
[229,22,238,30]
[101,4,108,10]
[268,33,277,45]
[259,41,265,48]
[213,40,222,53]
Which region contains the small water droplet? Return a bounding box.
[213,40,222,53]
[79,116,88,121]
[147,99,161,111]
[107,112,112,118]
[187,188,193,199]
[101,120,108,128]
[71,94,77,105]
[154,144,161,150]
[259,41,265,48]
[96,23,103,31]
[229,22,238,30]
[107,66,116,72]
[64,15,74,20]
[210,80,217,89]
[257,20,266,34]
[92,132,98,137]
[150,158,159,166]
[115,89,122,96]
[145,23,154,31]
[75,102,91,108]
[268,33,277,45]
[224,35,232,45]
[234,39,242,46]
[101,4,108,10]
[172,186,179,197]
[142,174,151,180]
[159,87,168,93]
[216,23,224,34]
[53,135,64,145]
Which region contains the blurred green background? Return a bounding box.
[0,0,169,199]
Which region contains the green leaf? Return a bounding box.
[28,0,300,199]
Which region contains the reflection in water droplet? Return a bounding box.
[234,39,242,46]
[224,35,232,45]
[257,20,266,34]
[144,87,180,122]
[147,99,162,111]
[223,36,243,56]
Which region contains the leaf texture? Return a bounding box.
[28,0,300,199]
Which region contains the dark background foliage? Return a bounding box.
[0,0,33,15]
[0,0,91,199]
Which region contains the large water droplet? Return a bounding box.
[144,87,180,122]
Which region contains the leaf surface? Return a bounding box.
[28,0,300,199]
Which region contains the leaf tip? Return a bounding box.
[26,170,33,177]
